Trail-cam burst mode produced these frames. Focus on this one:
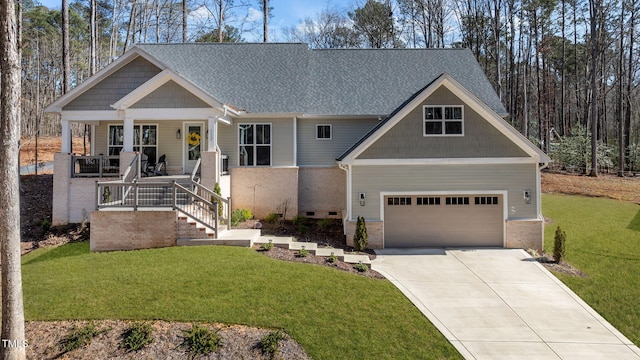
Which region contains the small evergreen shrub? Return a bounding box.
[317,218,333,232]
[213,183,224,217]
[298,248,310,257]
[327,253,338,263]
[180,324,221,359]
[261,241,274,251]
[353,216,368,251]
[231,208,253,226]
[259,330,284,358]
[61,322,108,352]
[122,322,154,351]
[41,218,51,233]
[354,262,368,272]
[292,214,307,226]
[554,226,567,264]
[264,213,280,224]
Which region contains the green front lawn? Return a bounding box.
[22,243,460,359]
[543,194,640,345]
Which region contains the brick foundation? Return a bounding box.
[505,219,544,253]
[344,219,383,249]
[90,210,177,251]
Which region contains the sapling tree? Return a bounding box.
[554,226,567,264]
[353,216,368,251]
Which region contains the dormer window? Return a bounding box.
[424,105,464,136]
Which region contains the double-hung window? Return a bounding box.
[239,124,271,166]
[424,105,464,136]
[108,124,158,163]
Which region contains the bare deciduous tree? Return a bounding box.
[0,0,27,358]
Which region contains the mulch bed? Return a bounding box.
[254,245,385,279]
[26,320,310,360]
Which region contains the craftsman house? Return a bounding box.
[45,43,549,251]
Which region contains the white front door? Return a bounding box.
[184,123,204,174]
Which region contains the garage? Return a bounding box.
[383,194,504,248]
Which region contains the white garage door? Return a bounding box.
[384,194,504,248]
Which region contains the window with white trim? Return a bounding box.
[316,124,332,140]
[424,105,464,136]
[239,123,271,166]
[108,124,158,163]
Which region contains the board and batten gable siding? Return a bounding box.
[350,163,539,220]
[131,80,210,108]
[357,87,528,159]
[297,117,379,166]
[63,57,162,111]
[217,118,294,167]
[93,120,185,172]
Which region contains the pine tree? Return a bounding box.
[353,216,368,251]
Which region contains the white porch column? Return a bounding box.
[61,119,71,153]
[123,115,134,152]
[208,117,217,151]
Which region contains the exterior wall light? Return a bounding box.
[176,129,181,139]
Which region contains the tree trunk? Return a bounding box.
[589,0,599,177]
[0,0,27,357]
[617,0,625,177]
[182,0,187,42]
[263,0,268,42]
[62,0,70,93]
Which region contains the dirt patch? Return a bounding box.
[26,320,310,360]
[542,171,640,203]
[20,136,88,170]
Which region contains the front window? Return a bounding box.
[239,123,271,166]
[424,106,464,136]
[108,124,158,163]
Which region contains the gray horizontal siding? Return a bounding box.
[358,87,528,159]
[131,80,210,108]
[351,163,538,220]
[64,57,162,111]
[218,118,294,167]
[297,118,379,165]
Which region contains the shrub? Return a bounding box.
[298,248,310,257]
[212,182,224,218]
[353,216,368,251]
[297,223,309,235]
[180,324,221,359]
[327,252,338,264]
[122,322,154,351]
[354,262,368,272]
[264,213,280,224]
[261,241,274,251]
[554,226,567,264]
[41,218,51,233]
[292,214,307,226]
[231,208,253,226]
[61,322,108,352]
[259,330,284,358]
[317,218,333,232]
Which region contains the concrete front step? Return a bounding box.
[342,254,372,265]
[254,236,293,248]
[177,229,261,247]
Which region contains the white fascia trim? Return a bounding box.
[123,108,219,120]
[61,110,122,122]
[350,157,538,166]
[45,49,165,114]
[340,74,550,164]
[111,69,224,110]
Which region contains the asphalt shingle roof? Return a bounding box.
[135,43,506,116]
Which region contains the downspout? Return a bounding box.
[293,117,297,166]
[338,162,350,235]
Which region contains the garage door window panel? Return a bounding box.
[417,197,441,205]
[446,196,469,205]
[387,197,412,206]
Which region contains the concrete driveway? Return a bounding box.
[372,248,640,360]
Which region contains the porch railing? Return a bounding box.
[72,155,120,178]
[95,179,230,237]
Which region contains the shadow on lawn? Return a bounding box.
[22,241,89,266]
[627,207,640,232]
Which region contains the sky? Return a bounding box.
[35,0,339,42]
